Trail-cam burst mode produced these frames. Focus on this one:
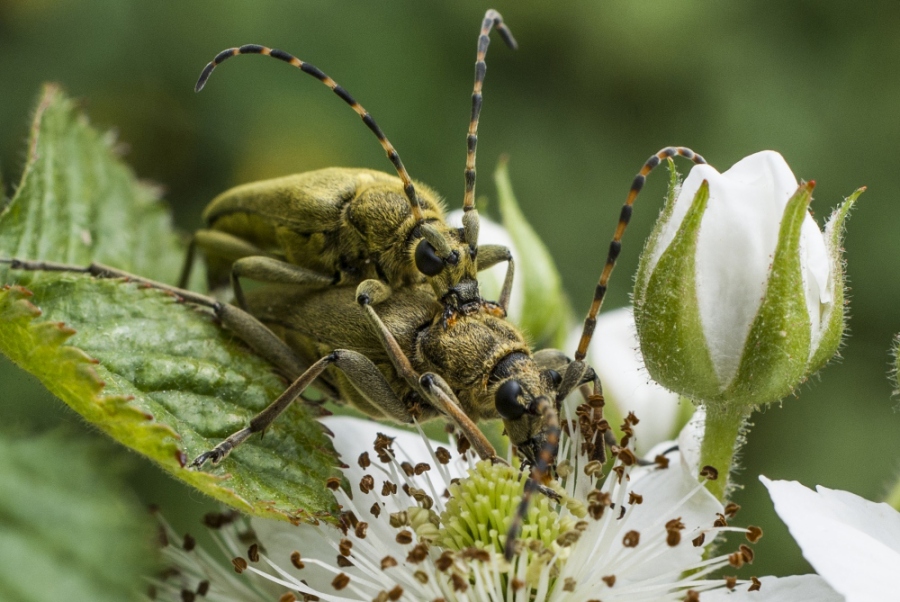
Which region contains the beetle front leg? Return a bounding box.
[192,348,411,467]
[477,244,514,312]
[230,256,336,310]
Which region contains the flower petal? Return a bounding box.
[762,477,900,602]
[702,575,844,601]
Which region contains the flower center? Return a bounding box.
[437,460,574,554]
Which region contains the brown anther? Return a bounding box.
[196,581,209,596]
[667,530,681,547]
[724,576,737,590]
[612,465,626,482]
[618,448,637,466]
[231,557,248,573]
[451,573,469,592]
[390,512,408,528]
[622,530,640,547]
[684,591,700,602]
[728,552,744,568]
[588,503,605,520]
[291,551,304,569]
[556,530,581,547]
[182,533,195,552]
[511,578,525,590]
[587,394,605,408]
[618,506,627,520]
[714,513,728,528]
[181,589,195,602]
[563,577,577,592]
[279,593,297,602]
[746,525,763,543]
[457,435,471,455]
[700,465,719,480]
[370,503,382,518]
[692,533,706,547]
[435,447,452,464]
[355,521,369,539]
[401,461,415,477]
[374,433,395,463]
[387,585,404,600]
[382,480,398,496]
[336,555,353,568]
[740,544,754,564]
[584,460,604,477]
[414,570,429,584]
[339,538,353,556]
[575,520,589,531]
[654,455,670,469]
[724,502,741,518]
[435,551,453,571]
[381,556,398,570]
[628,492,643,505]
[326,477,341,491]
[360,474,375,494]
[358,452,371,469]
[626,411,640,425]
[331,573,350,590]
[340,510,359,531]
[749,577,762,592]
[461,548,491,562]
[414,462,431,475]
[406,543,429,563]
[602,575,616,587]
[247,543,260,562]
[395,529,413,545]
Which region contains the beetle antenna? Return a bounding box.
[195,45,425,221]
[574,146,707,361]
[463,9,517,220]
[504,397,559,561]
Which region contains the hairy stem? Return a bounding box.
[698,404,750,501]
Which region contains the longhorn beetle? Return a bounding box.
[3,144,706,559]
[179,10,519,326]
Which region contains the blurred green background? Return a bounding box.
[2,0,899,582]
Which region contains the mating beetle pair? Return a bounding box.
[7,9,706,557]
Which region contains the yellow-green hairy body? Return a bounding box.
[193,167,462,292]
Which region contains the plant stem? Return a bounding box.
[698,404,750,501]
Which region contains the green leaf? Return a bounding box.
[0,431,154,602]
[494,158,573,348]
[0,85,341,523]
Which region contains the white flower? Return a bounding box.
[567,306,688,455]
[634,151,857,407]
[761,476,900,602]
[152,405,810,601]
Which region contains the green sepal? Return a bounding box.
[494,158,573,348]
[721,182,815,406]
[807,188,860,374]
[0,86,342,523]
[634,158,681,303]
[0,432,154,602]
[634,181,721,400]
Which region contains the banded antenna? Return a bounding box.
[574,146,707,361]
[195,44,425,222]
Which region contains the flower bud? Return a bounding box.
[634,151,858,407]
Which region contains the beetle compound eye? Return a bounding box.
[415,239,444,277]
[495,380,525,421]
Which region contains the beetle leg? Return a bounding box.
[180,229,267,289]
[192,349,410,467]
[231,256,335,310]
[418,372,500,463]
[476,244,514,312]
